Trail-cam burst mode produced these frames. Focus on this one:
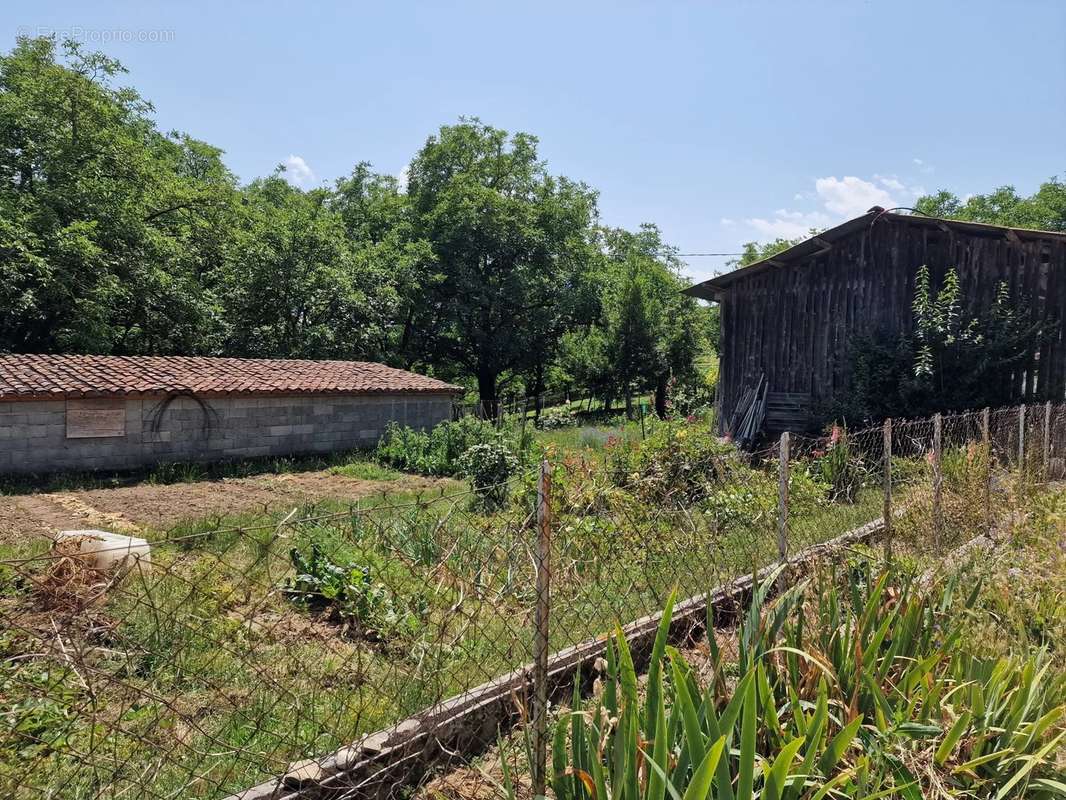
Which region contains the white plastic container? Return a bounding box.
[55,530,152,572]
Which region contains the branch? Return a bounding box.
[143,201,197,223]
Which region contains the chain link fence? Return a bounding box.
[1,401,1063,799]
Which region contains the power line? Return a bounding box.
[676,252,744,257]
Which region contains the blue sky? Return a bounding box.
[5,1,1065,283]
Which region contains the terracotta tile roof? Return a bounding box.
[0,355,462,401]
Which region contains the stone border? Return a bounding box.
[230,517,887,800]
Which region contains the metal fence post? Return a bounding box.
[777,431,790,570]
[883,417,892,561]
[532,458,553,798]
[982,407,992,536]
[932,412,943,548]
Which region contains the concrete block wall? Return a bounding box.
[0,392,455,475]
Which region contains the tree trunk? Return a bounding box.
[477,370,498,420]
[604,396,613,413]
[531,367,545,422]
[625,391,634,420]
[654,374,668,418]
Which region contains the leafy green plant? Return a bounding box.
[837,267,1056,424]
[550,588,869,800]
[283,543,417,639]
[808,425,868,503]
[548,563,1066,799]
[375,417,505,476]
[607,420,736,503]
[700,465,827,534]
[457,441,519,510]
[0,632,82,759]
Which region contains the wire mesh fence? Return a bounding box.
[1,401,1063,799]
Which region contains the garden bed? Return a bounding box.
[0,414,1011,798]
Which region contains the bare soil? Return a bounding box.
[0,470,456,542]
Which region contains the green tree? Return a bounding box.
[733,234,808,267]
[594,225,703,417]
[915,177,1066,231]
[405,119,599,416]
[0,36,239,354]
[331,163,434,363]
[220,175,396,359]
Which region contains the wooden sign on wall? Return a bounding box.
[66,399,127,439]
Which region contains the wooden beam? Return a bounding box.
[809,237,833,257]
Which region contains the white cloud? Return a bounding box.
[282,154,316,187]
[720,217,736,227]
[397,164,410,194]
[815,175,895,217]
[912,157,934,174]
[734,171,928,243]
[873,173,906,192]
[744,209,832,240]
[912,158,924,166]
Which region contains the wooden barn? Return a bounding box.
[685,208,1066,437]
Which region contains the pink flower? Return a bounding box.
[829,425,842,446]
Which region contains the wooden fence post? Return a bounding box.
[1018,404,1026,476]
[532,459,553,798]
[883,417,892,561]
[932,412,943,547]
[777,431,790,569]
[982,407,992,537]
[1043,400,1052,478]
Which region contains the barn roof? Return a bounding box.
[0,355,462,401]
[685,209,1066,301]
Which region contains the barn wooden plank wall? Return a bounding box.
[717,217,1066,434]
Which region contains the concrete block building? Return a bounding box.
[0,355,461,475]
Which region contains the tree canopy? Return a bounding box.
[0,38,708,416]
[915,178,1066,232]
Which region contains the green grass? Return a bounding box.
[533,415,663,455]
[327,460,403,481]
[0,448,386,495]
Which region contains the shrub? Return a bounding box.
[535,407,578,430]
[835,267,1055,425]
[607,420,737,503]
[699,463,827,532]
[457,442,519,510]
[375,416,502,476]
[667,380,713,418]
